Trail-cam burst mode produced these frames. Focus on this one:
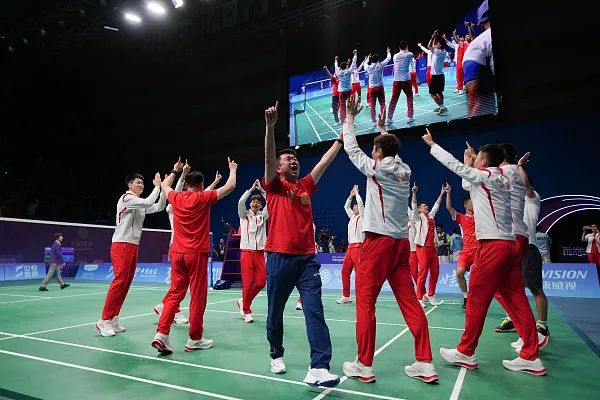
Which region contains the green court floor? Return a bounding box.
[292,84,470,145]
[0,282,598,400]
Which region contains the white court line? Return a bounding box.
[0,293,48,298]
[0,298,235,342]
[302,104,324,142]
[203,308,463,331]
[449,367,467,400]
[0,216,170,232]
[313,300,445,400]
[0,332,404,400]
[0,287,162,305]
[306,102,338,136]
[0,348,240,400]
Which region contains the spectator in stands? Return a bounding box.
[535,228,552,263]
[39,232,70,291]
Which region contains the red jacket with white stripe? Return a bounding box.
[112,187,165,245]
[430,144,514,241]
[410,201,440,247]
[238,190,269,251]
[344,194,364,244]
[343,123,411,239]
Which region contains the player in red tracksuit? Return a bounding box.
[423,129,546,376]
[341,97,438,384]
[337,185,364,304]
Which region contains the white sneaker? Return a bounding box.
[372,123,378,127]
[151,332,173,355]
[235,298,244,317]
[184,337,214,351]
[406,117,415,124]
[174,312,189,324]
[437,107,448,115]
[110,316,126,333]
[440,348,479,369]
[95,319,116,337]
[336,296,352,304]
[244,314,254,323]
[334,122,340,126]
[271,357,287,374]
[343,360,375,383]
[424,294,439,306]
[512,332,549,352]
[296,301,303,311]
[404,361,439,383]
[304,367,340,388]
[414,92,420,96]
[419,299,426,308]
[458,90,464,95]
[385,118,393,125]
[502,357,547,376]
[153,303,164,316]
[453,89,459,93]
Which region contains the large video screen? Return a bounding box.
[288,5,496,146]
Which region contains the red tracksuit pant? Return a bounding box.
[339,90,351,124]
[341,244,361,298]
[409,250,419,285]
[356,233,433,366]
[368,86,386,123]
[102,242,138,320]
[410,72,419,94]
[241,250,266,314]
[157,252,208,340]
[457,239,539,360]
[416,246,439,299]
[456,65,464,90]
[388,80,414,120]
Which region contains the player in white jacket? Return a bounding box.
[410,184,444,306]
[96,161,173,337]
[341,96,438,384]
[337,185,364,304]
[235,179,269,323]
[423,129,546,376]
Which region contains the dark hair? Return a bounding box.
[452,228,461,235]
[370,54,380,63]
[435,37,446,47]
[276,148,297,160]
[250,194,264,204]
[399,41,408,50]
[126,173,144,186]
[479,144,504,167]
[339,61,348,69]
[498,143,517,164]
[373,134,400,158]
[436,224,443,229]
[417,201,427,208]
[54,232,63,240]
[462,195,471,206]
[184,171,204,188]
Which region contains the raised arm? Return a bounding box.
[125,173,162,209]
[465,21,475,39]
[411,182,420,223]
[382,47,391,65]
[355,185,365,216]
[343,96,374,177]
[216,157,238,200]
[453,29,460,44]
[323,65,334,79]
[311,136,343,184]
[418,43,431,55]
[238,181,256,219]
[430,184,445,217]
[423,129,490,185]
[582,228,589,242]
[344,188,354,219]
[517,152,536,198]
[444,183,457,219]
[160,158,184,198]
[349,50,358,70]
[264,101,279,184]
[205,170,222,191]
[174,159,190,192]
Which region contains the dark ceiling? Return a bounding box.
[0,0,596,221]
